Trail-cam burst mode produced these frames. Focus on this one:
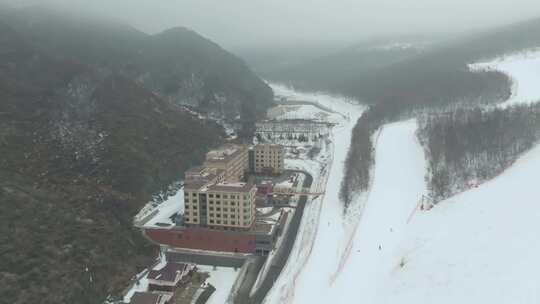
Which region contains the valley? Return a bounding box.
[5,2,540,304]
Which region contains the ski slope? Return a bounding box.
[381,138,540,304]
[329,120,427,303]
[265,92,540,304]
[264,91,427,304]
[470,49,540,107]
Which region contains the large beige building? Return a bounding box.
[182,143,283,230]
[204,144,248,182]
[183,164,256,230]
[249,144,285,175]
[183,181,257,230]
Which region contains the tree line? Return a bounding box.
[340,70,511,208]
[418,103,540,202]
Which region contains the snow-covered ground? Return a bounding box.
[265,84,369,303]
[123,252,168,302]
[470,49,540,107]
[380,132,540,304]
[197,266,238,304]
[265,118,427,304]
[140,188,184,228]
[268,104,334,122]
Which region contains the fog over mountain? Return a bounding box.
[2,0,540,49]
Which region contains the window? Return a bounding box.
[209,194,214,198]
[216,207,221,211]
[193,212,198,216]
[210,220,214,224]
[217,214,221,218]
[224,208,228,212]
[193,205,198,210]
[209,207,214,211]
[216,194,221,198]
[224,214,228,218]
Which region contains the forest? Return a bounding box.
[418,103,540,202]
[340,70,511,207]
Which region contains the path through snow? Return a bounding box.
[265,84,427,304]
[264,84,364,304]
[283,120,427,304]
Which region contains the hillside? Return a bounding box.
[338,18,540,205]
[0,6,273,124]
[380,134,540,304]
[268,18,540,107]
[263,37,429,94]
[0,16,233,303]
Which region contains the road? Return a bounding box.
[234,170,314,304]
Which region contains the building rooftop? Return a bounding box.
[207,182,255,193]
[147,262,189,283]
[252,222,273,235]
[254,143,283,149]
[205,144,246,163]
[130,292,165,304]
[184,180,209,191]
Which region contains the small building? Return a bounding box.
[204,144,248,182]
[147,262,195,292]
[184,166,225,184]
[130,292,171,304]
[249,144,285,175]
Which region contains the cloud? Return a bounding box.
[3,0,540,48]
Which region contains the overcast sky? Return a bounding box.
[4,0,540,49]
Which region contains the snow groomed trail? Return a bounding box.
[285,120,427,304]
[329,120,427,304]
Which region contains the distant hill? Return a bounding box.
[268,18,540,106]
[264,40,426,94]
[0,6,272,303]
[1,6,273,121]
[327,17,540,206]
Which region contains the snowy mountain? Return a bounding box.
[264,46,540,304]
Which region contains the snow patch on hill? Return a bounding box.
[470,49,540,106]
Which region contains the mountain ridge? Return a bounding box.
[0,7,268,302]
